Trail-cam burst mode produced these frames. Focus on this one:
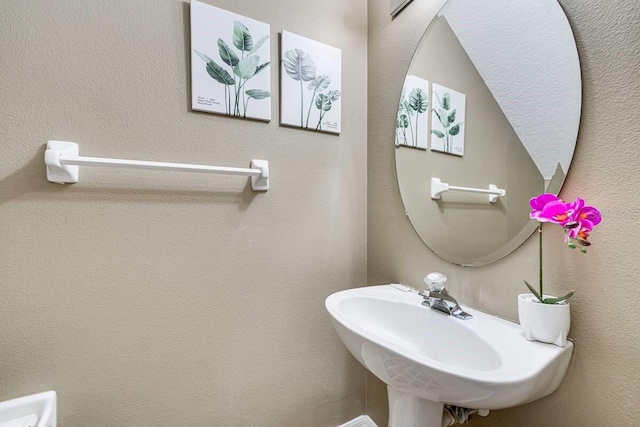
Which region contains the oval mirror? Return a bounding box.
[395,0,581,266]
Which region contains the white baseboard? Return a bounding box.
[338,415,378,427]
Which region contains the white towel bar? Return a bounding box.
[431,177,505,203]
[44,141,269,191]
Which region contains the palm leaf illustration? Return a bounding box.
[233,55,260,115]
[432,91,463,153]
[249,35,269,55]
[206,59,235,115]
[442,93,451,110]
[206,61,235,85]
[244,89,271,117]
[194,49,213,64]
[246,89,271,99]
[217,39,239,67]
[449,123,463,136]
[233,55,259,80]
[194,49,234,113]
[447,109,456,124]
[233,21,253,52]
[254,62,270,76]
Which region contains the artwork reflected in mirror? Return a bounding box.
[395,0,581,266]
[430,83,465,157]
[396,75,429,150]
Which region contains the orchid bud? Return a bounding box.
[577,238,591,247]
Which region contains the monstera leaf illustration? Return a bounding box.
[396,113,409,146]
[283,49,317,127]
[409,88,427,114]
[283,49,316,81]
[305,75,330,128]
[408,88,428,145]
[397,114,409,130]
[314,90,341,131]
[327,90,341,102]
[395,84,429,148]
[315,93,332,111]
[308,75,330,91]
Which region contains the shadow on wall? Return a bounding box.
[0,145,259,209]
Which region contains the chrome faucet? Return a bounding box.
[419,273,472,320]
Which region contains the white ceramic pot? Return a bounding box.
[518,293,570,347]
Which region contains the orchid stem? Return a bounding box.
[538,223,543,299]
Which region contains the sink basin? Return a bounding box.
[326,285,573,426]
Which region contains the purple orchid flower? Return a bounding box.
[565,198,601,243]
[529,193,601,246]
[525,193,601,304]
[529,193,572,225]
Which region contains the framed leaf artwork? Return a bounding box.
[191,0,271,121]
[280,31,342,134]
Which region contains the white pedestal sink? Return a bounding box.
[325,285,573,427]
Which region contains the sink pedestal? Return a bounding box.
[387,386,443,427]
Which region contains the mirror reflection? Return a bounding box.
[395,0,581,266]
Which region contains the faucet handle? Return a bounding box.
[424,272,447,292]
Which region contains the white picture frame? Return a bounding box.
[190,0,271,121]
[396,75,429,150]
[280,31,342,134]
[430,83,466,156]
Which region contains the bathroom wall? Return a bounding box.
[368,0,640,425]
[0,0,367,425]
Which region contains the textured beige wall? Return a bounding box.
[368,0,640,425]
[0,0,367,426]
